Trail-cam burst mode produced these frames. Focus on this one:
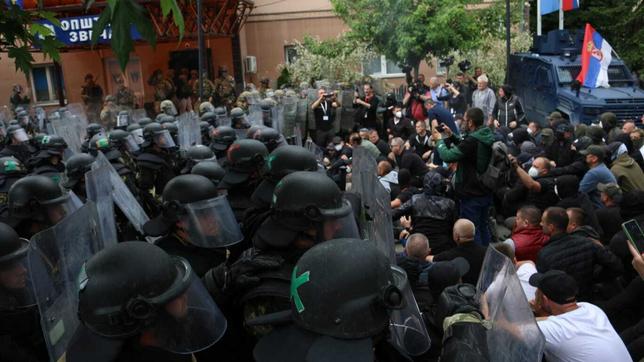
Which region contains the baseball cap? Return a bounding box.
[579,145,606,160]
[597,182,622,202]
[332,136,343,145]
[529,270,578,304]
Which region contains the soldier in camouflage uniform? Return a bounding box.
[258,78,271,99]
[192,71,216,104]
[100,95,119,130]
[80,74,104,123]
[148,69,175,114]
[115,76,135,111]
[236,91,251,114]
[213,66,237,109]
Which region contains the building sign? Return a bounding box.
[38,15,142,46]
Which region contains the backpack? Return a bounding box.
[477,141,511,191]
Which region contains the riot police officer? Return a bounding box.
[72,241,227,361]
[143,174,242,276]
[0,222,47,361]
[134,122,177,215]
[180,144,215,174]
[191,160,226,188]
[220,139,268,222]
[81,123,104,153]
[199,101,215,116]
[250,127,284,153]
[159,99,178,117]
[8,175,76,238]
[0,126,34,166]
[230,107,250,137]
[62,153,95,201]
[210,125,237,162]
[260,98,276,128]
[27,135,67,183]
[0,157,27,222]
[199,121,212,147]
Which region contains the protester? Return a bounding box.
[429,219,486,285]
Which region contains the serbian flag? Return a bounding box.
[577,24,612,88]
[540,0,580,15]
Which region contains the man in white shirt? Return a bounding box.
[529,270,632,362]
[493,242,537,301]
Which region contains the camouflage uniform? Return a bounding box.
[213,75,237,109]
[236,91,251,114]
[115,85,135,110]
[100,95,119,130]
[192,77,216,102]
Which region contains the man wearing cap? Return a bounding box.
[471,74,496,123]
[579,145,617,208]
[530,270,632,362]
[537,207,622,301]
[599,112,623,143]
[596,183,624,243]
[546,122,576,168]
[609,141,644,193]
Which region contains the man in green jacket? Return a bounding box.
[431,107,494,245]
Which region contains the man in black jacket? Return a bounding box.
[536,207,623,301]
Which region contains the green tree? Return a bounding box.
[533,0,644,74]
[330,0,479,76]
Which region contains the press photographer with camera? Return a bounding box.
[312,87,341,146]
[444,77,467,116]
[403,73,431,123]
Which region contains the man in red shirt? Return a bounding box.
[505,205,549,262]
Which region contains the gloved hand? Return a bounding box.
[203,248,284,303]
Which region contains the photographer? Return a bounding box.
[353,83,379,130]
[445,77,467,116]
[403,78,430,123]
[312,88,341,146]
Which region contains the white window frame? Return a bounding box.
[29,64,63,105]
[284,45,298,65]
[364,55,405,79]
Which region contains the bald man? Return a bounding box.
[405,233,431,261]
[430,219,486,284]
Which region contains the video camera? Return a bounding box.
[439,56,455,68]
[458,60,472,73]
[402,65,424,98]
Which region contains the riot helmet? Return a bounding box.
[157,114,176,124]
[198,101,215,116]
[221,139,268,186]
[143,175,243,247]
[0,156,27,177]
[191,161,225,187]
[210,126,237,152]
[8,175,76,227]
[62,153,95,190]
[127,123,145,145]
[186,144,215,162]
[39,135,68,157]
[143,122,176,150]
[160,100,178,116]
[109,129,138,153]
[88,134,112,156]
[252,146,318,206]
[77,241,226,353]
[201,112,217,127]
[86,123,104,140]
[252,238,404,362]
[255,171,358,249]
[0,222,35,309]
[5,125,29,145]
[161,122,179,143]
[230,107,249,132]
[137,117,153,127]
[252,127,283,152]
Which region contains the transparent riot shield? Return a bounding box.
[306,89,318,132]
[248,104,263,127]
[282,95,297,138]
[350,146,396,262]
[476,247,545,362]
[35,107,46,132]
[389,266,432,356]
[296,96,309,131]
[28,202,105,362]
[65,103,89,126]
[91,152,150,235]
[85,165,119,247]
[350,147,431,356]
[304,137,324,163]
[51,113,84,155]
[293,124,303,147]
[177,111,202,151]
[130,109,148,123]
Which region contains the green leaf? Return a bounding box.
[37,11,62,28]
[160,0,184,40]
[90,8,111,47]
[110,0,134,70]
[130,1,157,48]
[41,36,63,62]
[8,46,35,74]
[29,23,54,37]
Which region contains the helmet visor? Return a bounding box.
[123,134,140,153]
[0,241,36,309]
[180,196,243,248]
[131,128,144,145]
[13,128,29,143]
[151,258,227,354]
[44,192,79,226]
[116,114,130,128]
[153,130,176,149]
[320,213,360,241]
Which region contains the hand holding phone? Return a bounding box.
[622,219,644,254]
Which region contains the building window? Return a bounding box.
[363,55,403,78]
[284,45,298,64]
[30,64,64,104]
